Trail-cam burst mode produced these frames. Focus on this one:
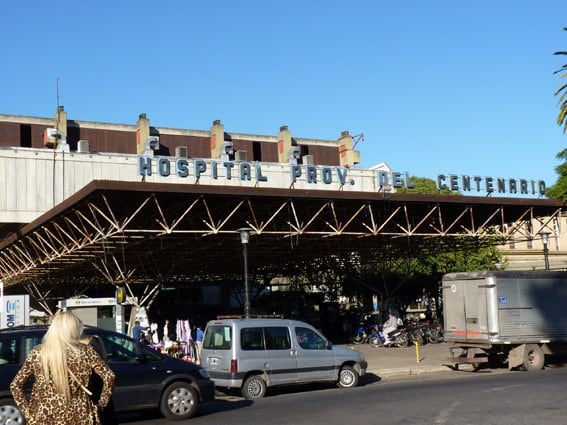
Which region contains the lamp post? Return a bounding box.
[238,228,251,318]
[540,231,551,271]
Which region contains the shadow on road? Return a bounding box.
[113,372,384,422]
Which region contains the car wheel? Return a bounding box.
[160,381,198,420]
[241,375,267,400]
[0,398,24,425]
[337,365,359,388]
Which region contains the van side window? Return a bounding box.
[203,325,232,350]
[241,328,264,350]
[264,327,291,350]
[295,327,326,350]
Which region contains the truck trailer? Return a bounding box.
[442,270,567,371]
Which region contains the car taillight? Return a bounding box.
[230,359,238,373]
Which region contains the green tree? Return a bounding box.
[546,149,567,200]
[554,27,567,133]
[547,29,567,200]
[399,176,457,195]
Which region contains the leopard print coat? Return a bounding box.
[10,342,115,425]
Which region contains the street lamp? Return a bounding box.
[238,228,252,318]
[540,231,551,271]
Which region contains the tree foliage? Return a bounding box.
[547,28,567,200]
[554,27,567,133]
[398,176,457,195]
[545,148,567,200]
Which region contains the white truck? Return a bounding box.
[442,270,567,371]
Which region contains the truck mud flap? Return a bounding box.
[508,344,526,370]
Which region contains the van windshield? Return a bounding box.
[203,325,232,350]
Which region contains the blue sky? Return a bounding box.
[2,1,567,195]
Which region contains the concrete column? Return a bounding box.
[210,119,225,159]
[55,105,67,136]
[136,113,150,155]
[277,125,292,163]
[338,130,360,167]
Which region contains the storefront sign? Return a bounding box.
[137,156,415,189]
[437,174,546,195]
[137,156,546,196]
[0,294,30,329]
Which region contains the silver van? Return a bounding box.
[201,317,367,400]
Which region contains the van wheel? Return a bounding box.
[242,375,267,400]
[160,382,198,420]
[521,344,545,371]
[337,365,359,388]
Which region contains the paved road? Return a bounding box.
[118,365,567,424]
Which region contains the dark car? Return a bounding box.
[0,325,215,423]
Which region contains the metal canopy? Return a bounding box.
[0,180,563,310]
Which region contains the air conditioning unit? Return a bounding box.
[303,154,314,165]
[175,146,188,158]
[77,140,90,153]
[235,150,248,162]
[43,128,65,148]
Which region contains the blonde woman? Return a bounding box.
[10,311,115,425]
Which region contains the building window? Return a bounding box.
[20,124,31,147]
[253,142,261,162]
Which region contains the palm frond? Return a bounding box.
[553,82,567,97]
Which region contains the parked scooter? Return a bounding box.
[350,322,380,344]
[371,324,410,348]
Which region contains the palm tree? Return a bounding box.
[554,27,567,133]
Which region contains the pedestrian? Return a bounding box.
[131,320,143,342]
[10,311,115,425]
[150,322,159,345]
[194,326,204,364]
[163,319,171,344]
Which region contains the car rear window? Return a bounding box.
[203,325,232,350]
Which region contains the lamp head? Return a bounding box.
[238,227,251,244]
[540,231,550,245]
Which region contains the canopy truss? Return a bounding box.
[0,180,563,311]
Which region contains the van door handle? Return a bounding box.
[290,349,297,357]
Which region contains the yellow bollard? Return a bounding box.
[416,341,420,363]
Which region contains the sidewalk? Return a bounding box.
[341,341,453,378]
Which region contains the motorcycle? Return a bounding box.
[350,322,380,344]
[371,324,410,348]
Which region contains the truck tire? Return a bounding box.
[521,344,545,371]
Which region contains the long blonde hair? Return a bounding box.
[40,311,84,400]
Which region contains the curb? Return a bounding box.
[371,365,452,378]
